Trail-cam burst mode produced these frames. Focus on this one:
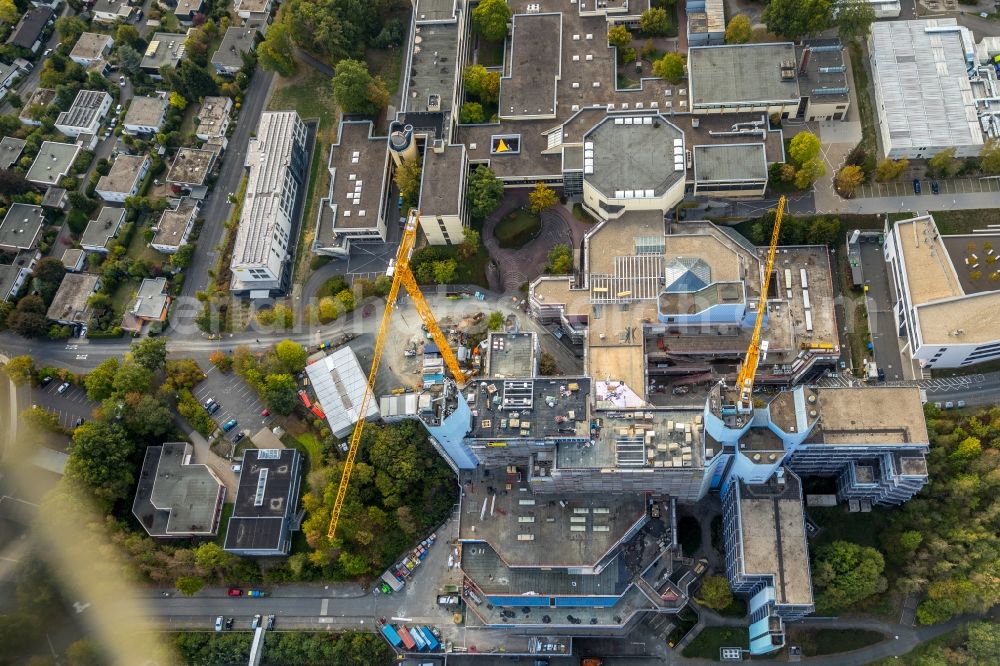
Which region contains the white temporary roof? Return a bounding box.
[304,345,380,436]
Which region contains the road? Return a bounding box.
[175,67,276,330]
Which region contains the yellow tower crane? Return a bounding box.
[327,211,467,539]
[734,195,785,412]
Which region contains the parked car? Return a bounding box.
[931,181,940,195]
[233,432,246,444]
[57,382,70,394]
[43,48,52,56]
[957,400,967,408]
[912,179,921,194]
[944,401,955,409]
[246,590,266,597]
[225,617,234,630]
[227,588,242,597]
[40,376,52,387]
[877,368,886,382]
[118,75,126,87]
[222,419,238,432]
[251,614,261,630]
[215,616,224,632]
[75,417,85,427]
[261,409,269,417]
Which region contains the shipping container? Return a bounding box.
[381,624,403,647]
[397,625,416,650]
[420,626,440,650]
[409,626,427,650]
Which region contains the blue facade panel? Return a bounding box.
[424,391,478,469]
[553,596,620,607]
[488,596,552,606]
[751,635,779,655]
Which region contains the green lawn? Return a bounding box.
[494,209,541,249]
[294,432,323,467]
[267,70,339,133]
[789,628,886,657]
[849,41,877,155]
[213,503,234,546]
[929,208,1000,235]
[681,626,747,659]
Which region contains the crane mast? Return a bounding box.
[734,196,785,412]
[326,211,467,539]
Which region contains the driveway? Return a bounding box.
[29,379,98,430]
[192,367,273,443]
[858,239,906,381]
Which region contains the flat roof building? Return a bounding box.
[687,0,725,46]
[152,198,199,253]
[499,13,562,120]
[55,90,112,138]
[96,154,150,203]
[0,136,25,170]
[235,0,271,18]
[304,345,380,439]
[81,207,126,253]
[231,111,307,295]
[212,25,258,75]
[884,214,1000,369]
[46,272,100,324]
[0,261,33,303]
[223,448,302,556]
[689,43,801,116]
[132,442,226,538]
[869,20,984,159]
[123,95,169,135]
[141,33,189,76]
[166,148,216,190]
[797,41,850,122]
[61,248,85,272]
[194,96,232,140]
[18,88,56,126]
[0,204,45,252]
[693,144,769,197]
[69,32,114,66]
[122,277,170,332]
[418,140,468,244]
[485,332,539,378]
[92,0,133,22]
[26,141,80,186]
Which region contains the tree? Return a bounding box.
[464,64,500,105]
[460,101,485,124]
[608,24,631,50]
[175,576,205,596]
[836,0,876,42]
[697,575,733,611]
[165,359,204,390]
[432,259,458,284]
[725,14,753,44]
[194,542,234,573]
[85,357,120,401]
[835,165,864,197]
[795,158,827,189]
[21,406,64,434]
[55,15,86,44]
[130,337,167,371]
[263,373,298,415]
[2,355,34,385]
[275,339,307,373]
[116,44,143,76]
[394,159,422,207]
[458,228,481,260]
[980,139,1000,175]
[874,158,909,182]
[789,131,822,167]
[928,148,960,178]
[65,639,102,666]
[7,295,49,338]
[0,0,18,24]
[209,350,232,372]
[331,59,387,115]
[0,168,32,196]
[472,0,511,42]
[652,52,685,84]
[528,182,558,213]
[258,21,297,77]
[487,311,504,331]
[467,165,505,220]
[639,7,671,36]
[966,622,1000,663]
[546,244,574,274]
[32,257,67,304]
[762,0,833,40]
[115,24,143,49]
[65,421,136,507]
[113,360,153,396]
[170,244,195,270]
[807,216,841,246]
[812,541,886,613]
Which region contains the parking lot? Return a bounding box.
[857,176,1000,199]
[193,368,273,441]
[31,380,98,430]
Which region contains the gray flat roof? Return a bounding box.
[693,144,768,183]
[61,248,85,270]
[70,32,113,61]
[141,33,188,71]
[195,96,231,136]
[166,148,215,186]
[124,95,169,128]
[132,443,224,537]
[797,40,849,103]
[584,114,685,199]
[500,13,562,118]
[212,25,257,69]
[0,204,45,251]
[414,0,455,21]
[869,19,982,152]
[0,137,25,170]
[26,141,80,186]
[224,447,301,553]
[98,154,148,194]
[82,207,125,249]
[466,377,591,440]
[130,277,168,319]
[46,273,100,323]
[56,89,110,130]
[153,198,198,248]
[689,43,800,106]
[41,186,67,208]
[404,21,460,116]
[323,120,387,234]
[485,332,536,378]
[418,143,465,217]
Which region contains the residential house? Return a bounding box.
[194,96,232,142]
[235,0,272,21]
[151,198,199,254]
[211,25,258,76]
[0,62,21,95]
[25,141,80,187]
[81,207,126,253]
[122,277,170,332]
[0,137,25,169]
[55,89,112,138]
[140,33,188,78]
[0,204,45,252]
[92,0,133,23]
[18,88,56,126]
[96,154,150,203]
[123,95,169,135]
[46,273,101,325]
[60,248,85,272]
[69,32,114,67]
[173,0,205,24]
[165,148,215,196]
[5,7,54,52]
[41,187,68,211]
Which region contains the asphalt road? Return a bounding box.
[858,237,906,381]
[175,67,276,330]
